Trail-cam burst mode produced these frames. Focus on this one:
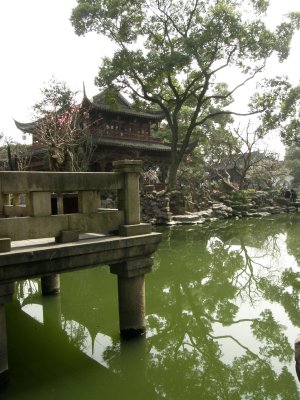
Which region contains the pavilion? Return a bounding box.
[15,90,172,183]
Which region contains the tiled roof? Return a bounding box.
[14,120,39,134]
[91,91,165,121]
[93,136,172,152]
[93,136,198,153]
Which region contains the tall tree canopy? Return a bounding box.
[71,0,300,189]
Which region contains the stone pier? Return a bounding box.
[110,257,153,337]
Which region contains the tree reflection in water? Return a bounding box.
[14,214,300,399]
[143,215,300,399]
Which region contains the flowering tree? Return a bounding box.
[32,79,96,171]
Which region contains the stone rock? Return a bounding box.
[253,212,271,217]
[198,209,213,218]
[196,218,206,224]
[173,214,200,223]
[231,204,251,212]
[141,190,298,226]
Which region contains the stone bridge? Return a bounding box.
[0,160,161,383]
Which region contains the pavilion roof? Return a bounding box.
[29,136,197,155]
[93,136,172,152]
[92,136,198,154]
[14,90,165,135]
[14,119,39,134]
[89,90,165,121]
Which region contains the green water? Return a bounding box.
[1,214,300,399]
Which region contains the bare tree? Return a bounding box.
[231,122,278,189]
[0,135,32,171]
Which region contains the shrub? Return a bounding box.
[230,190,249,204]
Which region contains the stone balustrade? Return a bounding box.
[0,160,161,384]
[0,160,149,243]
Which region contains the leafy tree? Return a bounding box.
[259,82,300,146]
[176,149,206,198]
[71,0,300,190]
[32,78,96,172]
[284,147,300,189]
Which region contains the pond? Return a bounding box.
[1,214,300,399]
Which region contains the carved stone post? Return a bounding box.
[113,160,142,225]
[0,283,14,383]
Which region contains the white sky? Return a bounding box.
[0,0,299,157]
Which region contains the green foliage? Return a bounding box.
[176,148,205,198]
[33,78,76,115]
[251,309,293,363]
[71,0,300,188]
[284,147,300,188]
[254,77,300,145]
[229,189,250,204]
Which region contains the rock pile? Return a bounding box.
[140,190,299,225]
[171,202,288,225]
[141,192,172,224]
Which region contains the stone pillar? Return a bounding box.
[0,283,14,383]
[117,275,145,337]
[110,258,153,338]
[41,274,60,296]
[113,160,142,225]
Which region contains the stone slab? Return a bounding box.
[0,233,162,284]
[55,230,80,243]
[119,223,152,236]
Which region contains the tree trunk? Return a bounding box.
[239,171,247,190]
[7,145,15,171]
[166,158,181,191]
